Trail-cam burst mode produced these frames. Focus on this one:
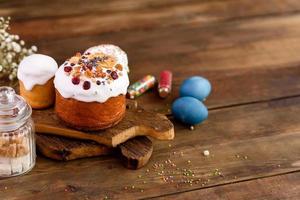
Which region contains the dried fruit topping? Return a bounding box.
[111,71,118,80]
[83,81,91,90]
[86,63,93,70]
[66,52,122,88]
[115,64,123,71]
[64,66,72,73]
[72,77,80,85]
[95,71,106,78]
[84,70,93,78]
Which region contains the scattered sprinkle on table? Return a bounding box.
[203,150,210,156]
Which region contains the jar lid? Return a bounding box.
[0,86,32,132]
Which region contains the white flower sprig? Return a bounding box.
[0,17,37,81]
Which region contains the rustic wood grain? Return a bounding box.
[118,136,153,170]
[2,0,300,40]
[36,134,153,170]
[30,11,300,68]
[33,101,174,147]
[157,172,300,200]
[1,0,300,199]
[1,96,300,199]
[36,134,113,161]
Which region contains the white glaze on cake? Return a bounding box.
[54,50,129,103]
[85,44,129,72]
[17,54,58,91]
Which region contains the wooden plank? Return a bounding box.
[157,172,300,200]
[38,14,300,71]
[2,0,300,40]
[1,96,300,199]
[0,0,199,19]
[137,65,300,114]
[36,134,153,170]
[36,134,113,161]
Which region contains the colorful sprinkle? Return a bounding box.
[127,75,156,99]
[158,70,172,98]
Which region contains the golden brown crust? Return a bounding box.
[55,90,126,130]
[19,78,55,109]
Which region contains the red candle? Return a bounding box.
[158,70,172,98]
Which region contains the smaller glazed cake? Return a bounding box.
[54,45,129,130]
[17,54,58,109]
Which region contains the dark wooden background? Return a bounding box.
[0,0,300,199]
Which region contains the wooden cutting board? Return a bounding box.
[36,134,153,169]
[36,134,113,161]
[33,100,174,147]
[117,135,153,169]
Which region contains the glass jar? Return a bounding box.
[0,86,36,178]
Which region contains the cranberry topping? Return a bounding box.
[64,66,72,72]
[111,71,118,80]
[72,77,80,85]
[83,81,91,90]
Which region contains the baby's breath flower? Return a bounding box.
[31,45,37,52]
[0,17,37,81]
[8,74,14,80]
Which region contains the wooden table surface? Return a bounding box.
[1,0,300,199]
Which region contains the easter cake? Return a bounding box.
[54,45,129,130]
[17,54,58,109]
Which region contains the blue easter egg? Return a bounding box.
[179,76,211,101]
[172,97,208,125]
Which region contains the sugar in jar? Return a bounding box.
[0,86,36,177]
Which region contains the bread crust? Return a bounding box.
[19,78,55,109]
[55,90,126,130]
